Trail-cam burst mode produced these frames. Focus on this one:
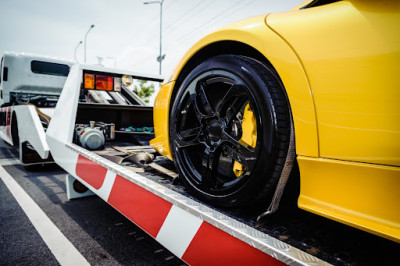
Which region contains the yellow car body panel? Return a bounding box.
[267,0,400,166]
[150,0,400,242]
[298,156,400,243]
[151,80,175,160]
[151,15,319,160]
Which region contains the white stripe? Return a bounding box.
[0,158,20,166]
[0,166,90,266]
[96,170,117,201]
[156,205,203,258]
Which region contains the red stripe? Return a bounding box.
[6,108,11,139]
[107,175,173,237]
[182,222,284,266]
[75,155,107,189]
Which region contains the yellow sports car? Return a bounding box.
[150,0,400,243]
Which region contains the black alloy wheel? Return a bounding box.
[170,55,291,208]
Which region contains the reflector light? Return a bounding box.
[96,75,113,91]
[73,180,89,193]
[84,74,95,89]
[114,77,122,92]
[122,75,133,87]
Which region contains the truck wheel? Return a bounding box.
[170,55,291,207]
[11,112,19,147]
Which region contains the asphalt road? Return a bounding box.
[0,140,183,266]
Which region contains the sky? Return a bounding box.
[0,0,303,102]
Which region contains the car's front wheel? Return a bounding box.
[170,55,291,208]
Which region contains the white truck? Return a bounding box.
[0,52,74,165]
[0,52,147,166]
[3,52,363,265]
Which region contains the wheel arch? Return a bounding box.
[173,41,274,94]
[152,19,319,160]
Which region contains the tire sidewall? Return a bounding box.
[170,55,284,207]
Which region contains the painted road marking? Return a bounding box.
[0,165,90,266]
[0,158,20,166]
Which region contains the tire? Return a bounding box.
[170,55,291,208]
[11,112,19,147]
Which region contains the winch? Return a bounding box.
[75,121,115,150]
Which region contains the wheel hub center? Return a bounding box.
[207,119,223,142]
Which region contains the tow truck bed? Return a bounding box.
[68,142,400,265]
[45,64,400,265]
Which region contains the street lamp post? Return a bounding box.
[84,24,95,64]
[74,41,82,63]
[144,0,165,75]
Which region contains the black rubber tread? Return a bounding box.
[170,54,292,208]
[11,112,19,147]
[237,56,291,206]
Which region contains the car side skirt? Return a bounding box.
[298,156,400,243]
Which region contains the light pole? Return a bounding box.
[144,0,165,75]
[84,24,95,64]
[74,41,82,63]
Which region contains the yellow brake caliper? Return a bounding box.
[233,103,257,177]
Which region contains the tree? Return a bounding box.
[133,80,155,104]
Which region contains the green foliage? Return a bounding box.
[133,80,155,103]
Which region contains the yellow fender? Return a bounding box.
[151,14,318,160]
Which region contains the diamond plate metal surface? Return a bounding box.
[66,143,330,265]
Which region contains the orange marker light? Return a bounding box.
[96,75,113,91]
[84,74,95,89]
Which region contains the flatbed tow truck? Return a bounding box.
[2,56,399,265]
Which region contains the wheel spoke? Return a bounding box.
[216,83,247,115]
[222,132,257,170]
[193,95,214,122]
[175,127,202,148]
[179,127,201,138]
[178,91,196,125]
[201,147,219,188]
[197,83,214,115]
